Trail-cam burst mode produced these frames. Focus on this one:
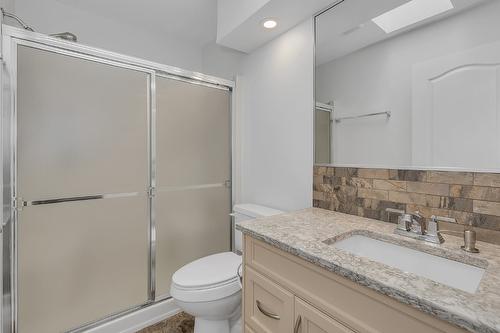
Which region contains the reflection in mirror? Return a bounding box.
[315,102,333,164]
[315,0,500,171]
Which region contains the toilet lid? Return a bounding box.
[172,252,242,289]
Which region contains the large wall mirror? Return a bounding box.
[315,0,500,172]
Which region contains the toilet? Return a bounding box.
[170,204,283,333]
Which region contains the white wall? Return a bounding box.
[13,0,204,71]
[316,0,500,168]
[238,18,314,211]
[201,41,245,80]
[7,0,246,80]
[0,0,14,12]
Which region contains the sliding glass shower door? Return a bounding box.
[5,36,232,333]
[16,45,151,333]
[154,77,231,297]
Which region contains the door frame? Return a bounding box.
[0,24,235,333]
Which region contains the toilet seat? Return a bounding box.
[171,252,242,302]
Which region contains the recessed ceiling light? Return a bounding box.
[262,19,278,29]
[372,0,454,34]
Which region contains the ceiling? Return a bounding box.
[59,0,338,54]
[316,0,489,66]
[57,0,218,46]
[57,0,343,54]
[216,0,335,53]
[55,0,487,60]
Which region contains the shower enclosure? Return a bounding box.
[1,25,233,333]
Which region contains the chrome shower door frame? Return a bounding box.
[3,33,157,333]
[1,24,234,333]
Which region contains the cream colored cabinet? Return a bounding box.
[243,235,468,333]
[244,266,294,333]
[244,266,353,333]
[245,325,257,333]
[295,298,354,333]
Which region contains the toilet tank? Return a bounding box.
[232,204,284,253]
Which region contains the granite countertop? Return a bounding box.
[236,208,500,333]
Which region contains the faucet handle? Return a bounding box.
[429,215,457,233]
[427,216,440,237]
[427,215,456,243]
[430,215,457,224]
[385,208,405,216]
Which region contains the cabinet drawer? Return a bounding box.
[295,298,355,333]
[244,266,294,333]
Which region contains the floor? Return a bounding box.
[137,312,194,333]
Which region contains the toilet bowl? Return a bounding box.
[170,252,243,333]
[170,204,283,333]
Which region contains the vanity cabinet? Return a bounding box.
[243,235,469,333]
[245,265,351,333]
[245,267,294,333]
[295,298,354,333]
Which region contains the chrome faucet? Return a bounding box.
[409,211,425,234]
[386,209,452,244]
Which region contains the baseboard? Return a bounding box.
[85,298,180,333]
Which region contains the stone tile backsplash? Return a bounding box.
[313,166,500,244]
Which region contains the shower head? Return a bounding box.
[0,8,77,43]
[50,32,78,42]
[1,8,35,31]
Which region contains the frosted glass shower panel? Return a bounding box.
[15,44,151,333]
[17,45,149,199]
[17,197,149,333]
[155,77,231,297]
[315,109,332,164]
[155,187,231,296]
[155,77,231,186]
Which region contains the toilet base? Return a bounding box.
[173,290,242,333]
[194,318,229,333]
[193,314,241,333]
[230,315,242,333]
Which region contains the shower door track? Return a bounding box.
[0,24,234,333]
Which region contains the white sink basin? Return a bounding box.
[333,235,485,293]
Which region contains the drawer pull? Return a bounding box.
[237,263,243,284]
[294,315,302,333]
[256,300,280,320]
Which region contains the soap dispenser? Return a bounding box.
[462,222,479,253]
